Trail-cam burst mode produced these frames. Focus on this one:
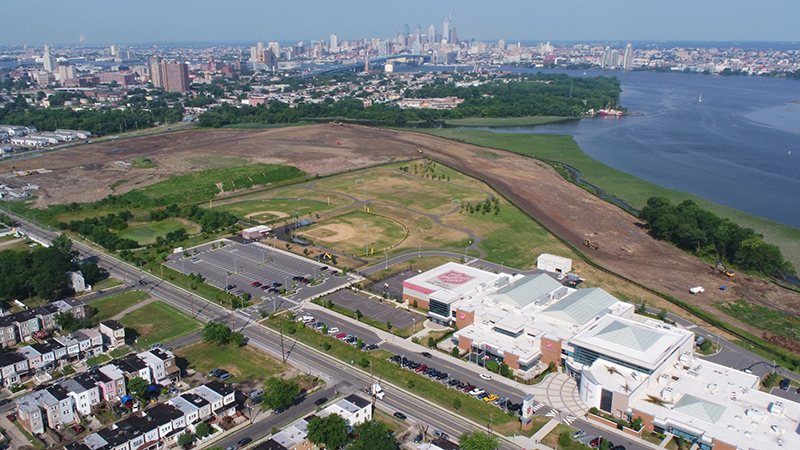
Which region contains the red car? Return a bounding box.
[590,437,603,448]
[6,413,16,422]
[415,365,428,373]
[71,424,85,434]
[336,333,347,339]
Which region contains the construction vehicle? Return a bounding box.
[584,239,599,250]
[714,260,735,277]
[417,148,423,154]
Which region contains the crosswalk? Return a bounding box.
[563,415,577,425]
[545,409,558,418]
[531,402,547,412]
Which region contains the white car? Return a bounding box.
[469,388,485,397]
[327,327,340,334]
[480,373,493,381]
[300,316,315,323]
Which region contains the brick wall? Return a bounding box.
[540,337,562,366]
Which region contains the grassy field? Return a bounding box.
[86,354,111,367]
[412,128,800,270]
[313,169,487,215]
[441,198,572,269]
[542,423,581,449]
[116,220,199,244]
[139,163,307,204]
[717,299,800,340]
[215,198,339,223]
[300,210,407,257]
[90,290,150,321]
[444,116,576,127]
[119,301,202,348]
[175,341,285,384]
[184,156,249,170]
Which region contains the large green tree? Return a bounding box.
[458,431,501,450]
[262,377,299,411]
[349,421,398,450]
[202,322,233,346]
[128,377,150,401]
[307,413,348,450]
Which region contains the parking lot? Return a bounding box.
[163,240,353,316]
[326,289,422,330]
[368,269,415,301]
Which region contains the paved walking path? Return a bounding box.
[111,296,157,321]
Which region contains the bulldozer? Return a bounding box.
[715,260,735,277]
[584,239,599,250]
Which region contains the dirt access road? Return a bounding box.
[2,123,798,338]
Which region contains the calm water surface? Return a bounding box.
[400,66,800,228]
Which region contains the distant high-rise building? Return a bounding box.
[601,47,614,68]
[622,43,633,70]
[42,45,56,73]
[150,56,164,88]
[250,43,263,63]
[443,14,451,43]
[268,42,280,59]
[57,62,76,81]
[450,27,457,45]
[163,61,190,92]
[110,44,117,58]
[498,39,506,51]
[428,24,436,44]
[330,34,338,49]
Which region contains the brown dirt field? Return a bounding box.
[244,210,289,220]
[305,223,356,243]
[4,123,799,339]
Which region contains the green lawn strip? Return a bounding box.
[265,318,514,427]
[63,365,75,376]
[90,290,150,321]
[88,277,124,291]
[443,116,575,127]
[159,264,247,310]
[109,348,131,358]
[116,220,199,244]
[716,299,800,340]
[411,127,800,271]
[175,341,285,383]
[86,354,111,366]
[119,301,202,348]
[542,423,583,449]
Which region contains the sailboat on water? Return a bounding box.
[699,93,703,103]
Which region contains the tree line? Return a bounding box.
[640,197,794,277]
[197,74,621,127]
[0,94,185,135]
[0,234,103,302]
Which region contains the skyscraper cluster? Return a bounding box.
[250,42,277,69]
[601,44,634,70]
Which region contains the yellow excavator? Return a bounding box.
[584,239,599,250]
[715,260,735,277]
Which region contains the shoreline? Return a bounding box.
[407,125,800,271]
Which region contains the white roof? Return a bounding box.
[537,253,572,264]
[571,315,693,371]
[243,225,272,233]
[632,359,800,450]
[404,262,501,296]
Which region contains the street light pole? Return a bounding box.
[364,224,369,257]
[418,242,421,258]
[384,251,388,269]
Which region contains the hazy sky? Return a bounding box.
[2,0,798,45]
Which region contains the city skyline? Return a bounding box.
[1,0,798,45]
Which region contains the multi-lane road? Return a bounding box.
[10,216,518,450]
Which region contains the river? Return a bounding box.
[397,66,800,228]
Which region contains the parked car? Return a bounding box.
[572,430,586,439]
[6,413,16,422]
[484,394,499,402]
[480,373,492,381]
[219,373,233,381]
[237,437,252,447]
[247,390,264,399]
[151,343,162,350]
[168,386,180,395]
[209,368,222,378]
[415,365,428,373]
[314,397,328,406]
[71,424,85,434]
[413,433,423,443]
[336,333,348,340]
[421,352,432,358]
[328,327,340,334]
[780,378,791,390]
[365,344,378,351]
[393,411,407,420]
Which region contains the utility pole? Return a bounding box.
[370,361,375,411]
[190,293,195,318]
[489,413,493,437]
[230,296,235,331]
[363,186,367,212]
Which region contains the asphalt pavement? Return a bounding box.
[9,216,517,450]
